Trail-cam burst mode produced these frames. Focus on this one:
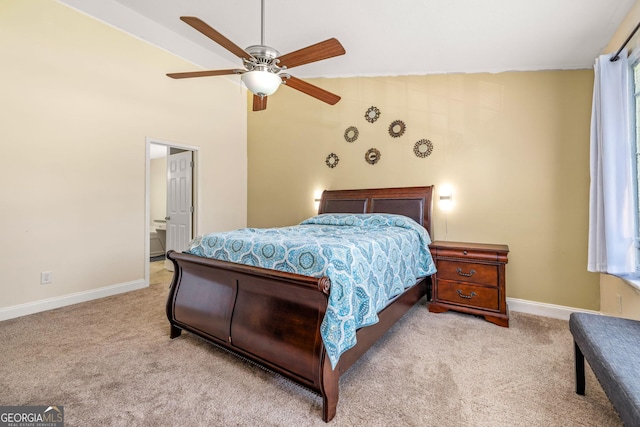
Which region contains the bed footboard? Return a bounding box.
[165,250,339,415]
[166,250,429,422]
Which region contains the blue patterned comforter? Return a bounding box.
[186,213,436,368]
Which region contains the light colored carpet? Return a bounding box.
[0,262,621,426]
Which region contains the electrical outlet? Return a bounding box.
[617,294,623,314]
[41,271,53,285]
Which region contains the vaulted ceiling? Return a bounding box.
[60,0,635,78]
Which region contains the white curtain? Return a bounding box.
[588,50,636,275]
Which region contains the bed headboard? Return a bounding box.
[317,186,434,237]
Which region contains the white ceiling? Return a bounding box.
[59,0,635,78]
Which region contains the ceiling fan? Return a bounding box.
[166,0,346,111]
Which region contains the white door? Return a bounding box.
[165,150,193,270]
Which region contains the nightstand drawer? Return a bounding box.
[435,247,504,262]
[436,260,498,286]
[436,280,499,311]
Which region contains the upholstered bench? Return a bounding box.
[569,312,640,426]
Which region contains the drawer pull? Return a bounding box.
[457,290,477,299]
[456,268,476,277]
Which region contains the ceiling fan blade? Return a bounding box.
[253,95,268,111]
[180,16,253,61]
[166,69,242,79]
[283,76,341,105]
[277,38,345,69]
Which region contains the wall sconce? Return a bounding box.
[439,185,454,211]
[314,190,323,211]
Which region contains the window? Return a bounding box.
[588,52,637,278]
[632,61,640,274]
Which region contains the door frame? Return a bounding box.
[145,136,199,285]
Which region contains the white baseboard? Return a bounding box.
[0,285,597,323]
[507,297,600,321]
[0,279,148,322]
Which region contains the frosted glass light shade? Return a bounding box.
[438,185,454,211]
[241,70,281,96]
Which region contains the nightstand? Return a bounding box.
[428,241,509,327]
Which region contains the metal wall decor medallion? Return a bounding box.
[413,139,434,158]
[365,106,381,123]
[344,126,359,143]
[365,148,381,165]
[325,153,339,168]
[388,120,406,138]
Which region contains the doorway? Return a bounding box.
[145,137,198,284]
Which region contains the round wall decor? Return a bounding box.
[388,120,406,138]
[325,153,339,168]
[344,126,359,143]
[365,148,381,165]
[365,106,381,123]
[413,139,434,158]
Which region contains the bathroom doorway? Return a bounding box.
[145,137,198,284]
[149,144,168,261]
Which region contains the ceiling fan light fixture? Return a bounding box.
[168,10,345,111]
[241,70,281,97]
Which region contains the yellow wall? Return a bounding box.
[0,1,247,312]
[604,0,640,53]
[248,71,598,310]
[5,0,635,316]
[600,275,640,320]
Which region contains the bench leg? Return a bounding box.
[574,340,585,395]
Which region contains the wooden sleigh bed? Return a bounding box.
[165,186,434,422]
